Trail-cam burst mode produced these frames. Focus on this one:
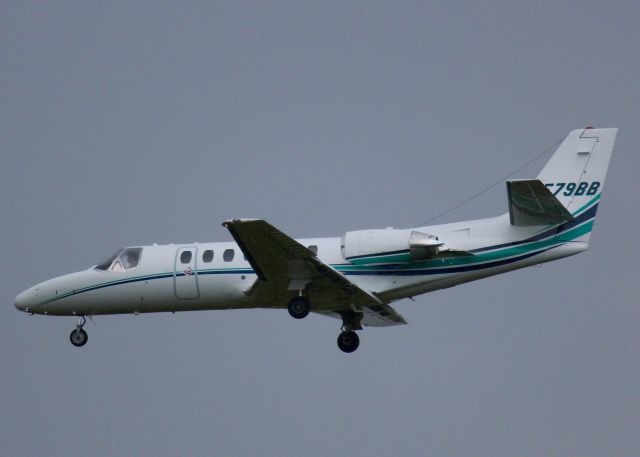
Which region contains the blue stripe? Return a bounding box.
[471,203,597,254]
[198,269,254,276]
[343,245,558,276]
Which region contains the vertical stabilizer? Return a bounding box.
[537,127,617,243]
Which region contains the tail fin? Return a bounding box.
[537,127,617,242]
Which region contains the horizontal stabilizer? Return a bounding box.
[507,179,573,226]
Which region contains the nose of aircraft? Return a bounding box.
[15,288,35,312]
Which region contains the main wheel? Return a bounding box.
[70,328,88,347]
[337,330,359,353]
[288,296,311,319]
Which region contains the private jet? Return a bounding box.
[15,127,617,353]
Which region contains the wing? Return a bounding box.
[223,219,407,327]
[507,179,574,226]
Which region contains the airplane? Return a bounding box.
[14,127,617,353]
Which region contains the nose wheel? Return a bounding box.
[69,316,88,347]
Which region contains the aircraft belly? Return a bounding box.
[196,274,252,309]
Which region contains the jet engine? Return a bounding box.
[341,229,443,265]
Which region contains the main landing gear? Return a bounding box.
[337,311,362,353]
[286,295,362,353]
[288,295,311,319]
[337,330,359,353]
[69,316,88,347]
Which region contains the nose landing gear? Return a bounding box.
[69,316,88,347]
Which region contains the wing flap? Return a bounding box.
[361,303,408,327]
[314,301,408,328]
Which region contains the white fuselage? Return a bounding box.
[14,212,589,317]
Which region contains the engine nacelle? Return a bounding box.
[342,229,443,265]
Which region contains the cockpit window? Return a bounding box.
[121,248,142,269]
[94,249,124,271]
[94,248,142,271]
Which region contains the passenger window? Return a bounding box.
[308,245,318,255]
[202,250,214,263]
[223,249,234,262]
[180,251,192,264]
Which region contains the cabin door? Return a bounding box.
[174,247,199,299]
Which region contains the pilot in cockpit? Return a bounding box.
[94,248,142,272]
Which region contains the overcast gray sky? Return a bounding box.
[2,1,639,456]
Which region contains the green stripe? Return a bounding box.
[571,193,601,216]
[350,193,601,267]
[349,252,412,265]
[336,220,594,273]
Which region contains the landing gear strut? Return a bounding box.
[337,311,362,353]
[69,316,88,347]
[288,296,311,319]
